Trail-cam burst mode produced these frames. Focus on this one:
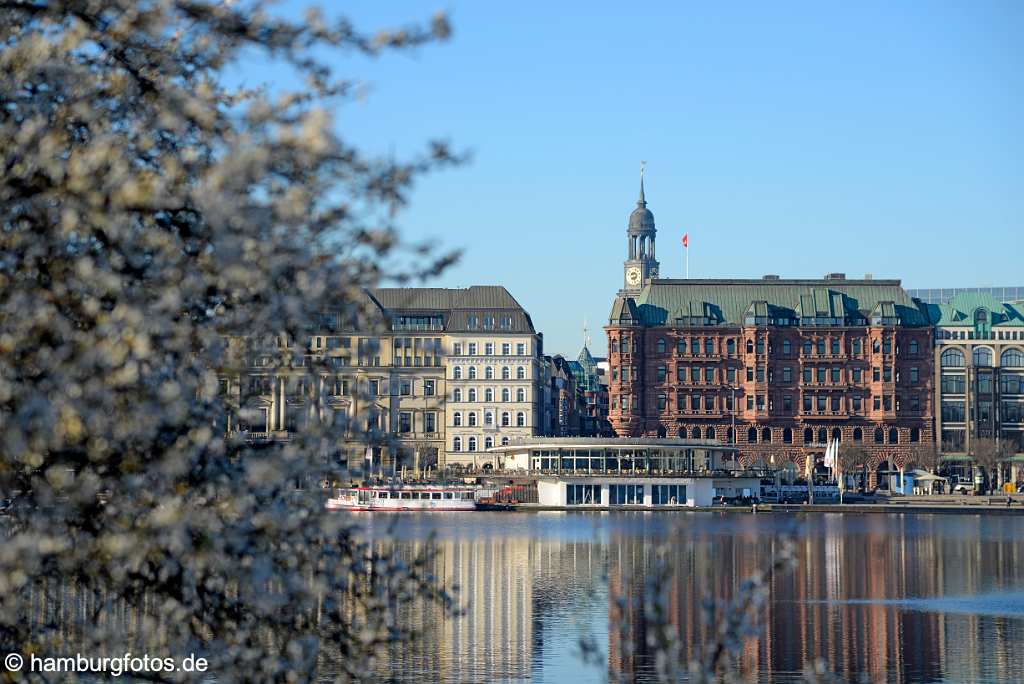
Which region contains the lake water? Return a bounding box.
[356,511,1024,684]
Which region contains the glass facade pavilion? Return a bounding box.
[487,437,739,475]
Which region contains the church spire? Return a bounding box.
[638,160,647,207]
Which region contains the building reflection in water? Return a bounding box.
[361,512,1024,684]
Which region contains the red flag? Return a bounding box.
[682,233,688,248]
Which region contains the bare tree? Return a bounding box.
[0,1,462,680]
[971,438,1006,494]
[838,444,871,494]
[907,442,941,474]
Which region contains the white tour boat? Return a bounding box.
[326,485,478,512]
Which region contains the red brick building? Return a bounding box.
[606,184,934,476]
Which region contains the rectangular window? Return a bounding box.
[873,396,881,410]
[831,368,840,383]
[692,395,701,410]
[657,394,667,410]
[816,368,826,384]
[706,367,715,382]
[831,396,840,412]
[424,412,436,433]
[467,315,478,330]
[368,379,379,397]
[400,380,412,396]
[746,396,754,410]
[485,343,494,355]
[816,396,826,412]
[746,367,754,381]
[783,395,792,412]
[757,395,765,411]
[677,366,687,381]
[756,367,765,382]
[803,368,812,383]
[727,368,736,383]
[652,484,686,505]
[884,396,892,411]
[782,367,792,383]
[424,379,435,396]
[399,412,412,433]
[852,396,862,412]
[566,484,601,505]
[909,367,919,384]
[831,339,840,355]
[853,368,862,383]
[468,343,477,355]
[704,395,714,411]
[502,343,511,355]
[803,396,812,412]
[873,367,880,382]
[609,484,643,505]
[657,366,666,382]
[517,343,526,355]
[453,342,462,355]
[883,367,892,382]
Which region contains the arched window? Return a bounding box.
[746,339,754,354]
[485,388,493,402]
[453,436,461,452]
[831,428,841,442]
[485,366,494,379]
[516,412,526,427]
[874,427,884,444]
[817,339,825,355]
[783,427,793,444]
[727,427,735,444]
[501,412,510,426]
[657,425,667,438]
[501,388,510,402]
[678,339,687,354]
[972,347,993,367]
[501,436,509,446]
[747,427,758,443]
[818,428,827,444]
[889,427,898,444]
[502,367,511,379]
[517,367,526,380]
[453,366,462,379]
[516,388,526,402]
[453,388,462,402]
[872,339,880,353]
[853,427,863,442]
[940,348,965,368]
[762,428,771,443]
[910,427,920,443]
[468,412,477,426]
[1001,348,1024,367]
[468,366,477,379]
[485,436,494,449]
[803,340,813,356]
[692,427,702,439]
[468,437,477,452]
[678,427,687,438]
[484,411,493,425]
[726,339,735,355]
[657,339,666,353]
[705,427,715,440]
[468,388,477,402]
[453,411,462,427]
[804,428,813,444]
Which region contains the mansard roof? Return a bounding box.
[617,278,930,327]
[930,292,1024,328]
[367,286,536,333]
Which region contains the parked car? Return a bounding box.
[951,482,973,495]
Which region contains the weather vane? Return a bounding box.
[640,160,646,182]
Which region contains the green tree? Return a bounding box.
[0,1,459,679]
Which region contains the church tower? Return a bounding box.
[622,164,659,292]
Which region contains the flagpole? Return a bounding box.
[686,244,689,279]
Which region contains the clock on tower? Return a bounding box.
[622,163,659,293]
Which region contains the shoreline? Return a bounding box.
[503,502,1024,515]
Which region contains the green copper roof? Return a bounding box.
[930,291,1024,328]
[613,278,930,327]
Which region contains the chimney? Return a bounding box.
[864,273,873,280]
[824,273,846,281]
[762,274,780,280]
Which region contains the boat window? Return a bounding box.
[378,491,388,499]
[432,493,442,500]
[462,492,474,500]
[444,492,453,499]
[401,492,411,499]
[412,492,421,499]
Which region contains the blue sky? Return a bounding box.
[249,0,1022,356]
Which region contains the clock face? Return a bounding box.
[626,266,642,286]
